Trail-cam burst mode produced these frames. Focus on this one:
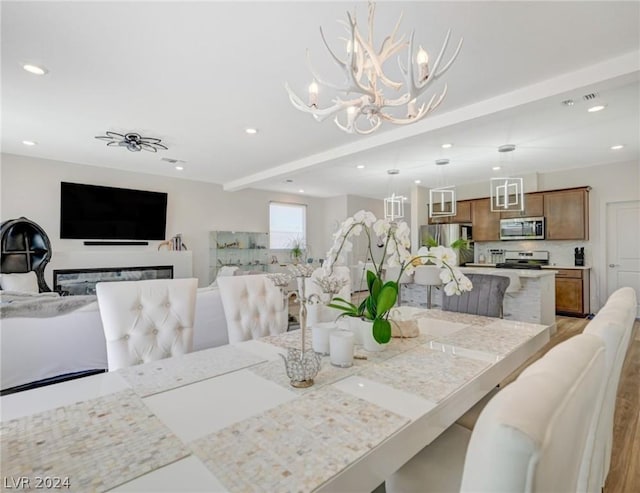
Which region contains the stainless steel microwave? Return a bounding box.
[499,217,545,240]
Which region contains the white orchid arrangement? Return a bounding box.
[324,210,472,344]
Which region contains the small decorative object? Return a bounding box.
[95,131,168,152]
[389,309,420,338]
[280,347,322,388]
[269,265,321,387]
[329,330,355,368]
[288,237,306,264]
[311,322,337,355]
[325,210,472,345]
[285,1,463,135]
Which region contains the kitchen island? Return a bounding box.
[401,267,556,329]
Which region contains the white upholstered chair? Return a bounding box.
[581,286,637,491]
[413,265,442,309]
[306,266,351,326]
[217,274,288,343]
[96,278,198,371]
[386,333,606,493]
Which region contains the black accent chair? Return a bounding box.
[441,273,510,318]
[0,217,52,292]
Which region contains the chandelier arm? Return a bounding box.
[285,83,362,122]
[417,30,463,89]
[304,51,351,92]
[319,21,372,97]
[350,115,383,135]
[352,11,405,91]
[344,12,377,97]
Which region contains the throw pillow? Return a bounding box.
[0,271,39,293]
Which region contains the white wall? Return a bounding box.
[0,153,328,287]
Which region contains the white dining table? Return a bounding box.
[0,309,550,493]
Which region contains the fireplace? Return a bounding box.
[53,265,173,296]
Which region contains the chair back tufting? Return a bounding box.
[217,274,288,343]
[96,278,197,371]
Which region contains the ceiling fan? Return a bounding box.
[95,131,168,152]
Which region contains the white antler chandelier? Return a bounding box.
[285,2,463,135]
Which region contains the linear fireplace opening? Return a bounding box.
[53,265,174,296]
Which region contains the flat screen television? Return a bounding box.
[60,182,168,240]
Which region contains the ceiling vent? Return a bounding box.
[161,157,185,164]
[582,92,599,101]
[435,158,450,165]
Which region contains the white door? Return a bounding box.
[606,200,640,317]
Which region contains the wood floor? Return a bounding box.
[498,316,640,493]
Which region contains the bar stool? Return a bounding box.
[413,265,442,309]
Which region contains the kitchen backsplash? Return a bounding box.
[475,240,590,267]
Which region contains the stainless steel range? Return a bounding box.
[495,250,549,269]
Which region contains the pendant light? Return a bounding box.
[429,158,457,218]
[490,144,524,212]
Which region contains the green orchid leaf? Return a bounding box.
[373,318,392,344]
[366,269,377,291]
[366,295,377,319]
[376,283,398,315]
[357,298,368,316]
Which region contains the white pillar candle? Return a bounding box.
[311,322,337,356]
[330,330,355,368]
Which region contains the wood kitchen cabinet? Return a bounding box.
[555,268,590,317]
[544,187,590,240]
[427,200,472,224]
[471,198,500,241]
[500,193,544,218]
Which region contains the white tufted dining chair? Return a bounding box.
[217,274,288,343]
[386,333,606,493]
[96,278,198,371]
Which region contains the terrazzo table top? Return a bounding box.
[1,309,550,493]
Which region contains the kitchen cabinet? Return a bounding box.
[555,268,590,316]
[544,188,590,240]
[471,198,500,241]
[500,193,544,218]
[427,200,472,224]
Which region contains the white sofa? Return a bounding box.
[0,287,229,392]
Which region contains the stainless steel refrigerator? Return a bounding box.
[420,223,474,266]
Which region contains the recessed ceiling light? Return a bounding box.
[298,189,304,193]
[610,144,624,150]
[245,128,258,134]
[492,166,501,171]
[22,63,48,75]
[441,143,453,149]
[356,164,365,169]
[587,104,606,113]
[175,166,184,171]
[414,179,421,184]
[22,140,37,146]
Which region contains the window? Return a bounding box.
[269,202,306,249]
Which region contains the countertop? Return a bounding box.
[465,263,591,270]
[460,266,556,278]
